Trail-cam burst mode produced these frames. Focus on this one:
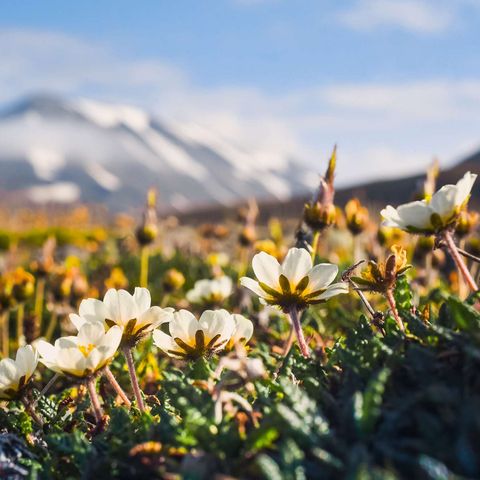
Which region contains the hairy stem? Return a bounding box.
[457,247,480,264]
[443,230,478,292]
[32,373,59,408]
[104,366,132,407]
[123,346,146,412]
[385,289,405,331]
[289,307,310,358]
[86,377,104,423]
[21,395,44,427]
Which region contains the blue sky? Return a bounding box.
[1,0,480,185]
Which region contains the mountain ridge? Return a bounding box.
[0,94,316,211]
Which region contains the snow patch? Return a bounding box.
[73,99,150,132]
[85,163,121,191]
[27,147,65,181]
[142,128,208,180]
[27,182,81,204]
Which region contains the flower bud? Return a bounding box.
[105,267,129,290]
[11,268,35,303]
[162,268,185,293]
[303,146,337,233]
[303,202,336,231]
[136,188,158,246]
[239,225,257,247]
[345,198,369,235]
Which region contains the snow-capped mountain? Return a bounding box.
[0,95,316,211]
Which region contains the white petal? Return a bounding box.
[239,277,269,298]
[79,298,107,323]
[153,329,180,356]
[85,348,104,372]
[0,358,19,383]
[216,276,233,297]
[133,287,151,313]
[96,325,122,357]
[395,201,433,230]
[380,205,404,228]
[103,289,137,325]
[15,345,38,379]
[169,310,199,344]
[281,248,312,287]
[36,340,58,369]
[199,309,235,344]
[77,322,106,346]
[454,171,477,206]
[57,348,86,377]
[252,252,281,288]
[317,282,349,301]
[232,314,254,343]
[430,185,457,221]
[69,313,87,331]
[136,306,173,332]
[307,263,338,292]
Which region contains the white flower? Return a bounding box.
[36,323,122,378]
[381,172,477,234]
[0,346,38,400]
[186,277,233,305]
[70,288,173,344]
[240,247,348,311]
[153,309,236,359]
[226,314,254,349]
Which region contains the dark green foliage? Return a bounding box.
[2,253,480,479]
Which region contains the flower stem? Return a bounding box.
[45,310,58,342]
[140,246,149,288]
[16,304,25,348]
[288,307,310,358]
[385,289,405,331]
[123,346,146,412]
[86,377,104,423]
[21,395,44,427]
[104,366,132,407]
[1,311,9,358]
[311,231,320,262]
[34,277,45,334]
[443,230,478,292]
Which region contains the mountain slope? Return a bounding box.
[0,95,316,211]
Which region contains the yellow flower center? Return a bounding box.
[78,343,95,357]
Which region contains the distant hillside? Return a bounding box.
[0,94,315,211]
[177,150,479,224]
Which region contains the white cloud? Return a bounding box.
[338,0,454,33]
[1,28,480,188]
